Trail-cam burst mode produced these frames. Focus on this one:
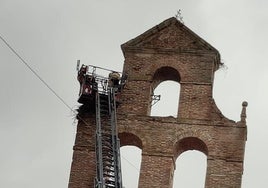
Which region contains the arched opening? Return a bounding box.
[173,137,208,188]
[173,151,207,188]
[118,132,142,188]
[150,66,181,117]
[152,66,181,88]
[120,146,142,188]
[150,81,180,117]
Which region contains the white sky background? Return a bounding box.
[0,0,267,187]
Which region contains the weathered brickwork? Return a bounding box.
[69,115,97,188]
[68,17,247,188]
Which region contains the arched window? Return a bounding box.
[120,146,142,188]
[119,132,142,188]
[150,66,181,117]
[173,151,207,188]
[150,81,180,117]
[173,137,208,188]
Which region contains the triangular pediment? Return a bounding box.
[122,17,219,53]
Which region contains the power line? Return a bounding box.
[0,34,95,127]
[0,33,140,172]
[121,154,140,172]
[0,34,74,112]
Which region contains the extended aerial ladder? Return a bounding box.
[76,63,123,188]
[95,87,122,188]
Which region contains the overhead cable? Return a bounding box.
[0,33,139,171]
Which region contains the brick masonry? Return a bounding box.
[68,17,247,188]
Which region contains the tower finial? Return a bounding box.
[175,9,184,24]
[240,101,248,123]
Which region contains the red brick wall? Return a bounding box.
[117,17,246,188]
[68,116,96,188]
[139,154,174,188]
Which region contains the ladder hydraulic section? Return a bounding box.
[95,88,122,188]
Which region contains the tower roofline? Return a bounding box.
[121,17,222,70]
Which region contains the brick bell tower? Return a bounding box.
[68,17,247,188]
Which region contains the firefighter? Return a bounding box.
[86,74,98,92]
[108,71,120,87]
[77,65,88,84]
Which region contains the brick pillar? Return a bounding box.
[138,153,175,188]
[68,117,96,188]
[69,150,96,188]
[205,159,243,188]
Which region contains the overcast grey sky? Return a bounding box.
[0,0,267,187]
